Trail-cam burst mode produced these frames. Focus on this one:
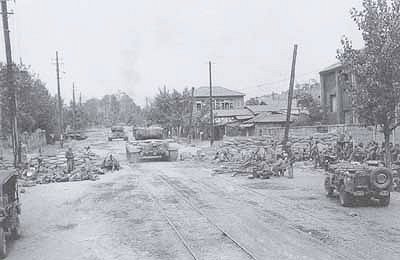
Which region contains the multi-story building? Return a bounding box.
[193,86,245,112]
[319,62,355,124]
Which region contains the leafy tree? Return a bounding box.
[118,93,143,126]
[0,64,58,137]
[245,97,266,106]
[84,98,104,126]
[64,93,144,129]
[146,87,193,136]
[295,93,323,125]
[337,0,400,166]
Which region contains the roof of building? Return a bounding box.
[194,86,245,98]
[320,62,343,74]
[214,109,253,118]
[245,105,273,114]
[236,115,254,121]
[244,112,293,124]
[245,104,300,114]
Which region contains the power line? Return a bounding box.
[242,69,319,92]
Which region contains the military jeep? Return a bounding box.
[325,161,393,207]
[0,170,21,258]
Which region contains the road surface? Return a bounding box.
[7,129,400,260]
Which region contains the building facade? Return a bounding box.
[320,62,355,124]
[193,86,245,112]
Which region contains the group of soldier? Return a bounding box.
[310,134,400,167]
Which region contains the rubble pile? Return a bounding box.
[20,149,115,185]
[0,159,14,170]
[211,137,277,177]
[290,132,339,151]
[213,160,274,179]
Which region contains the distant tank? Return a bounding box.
[126,126,179,163]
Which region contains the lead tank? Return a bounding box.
[126,126,179,163]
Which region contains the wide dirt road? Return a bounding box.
[7,130,400,260]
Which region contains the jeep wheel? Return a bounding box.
[0,227,7,258]
[379,194,390,207]
[324,176,334,197]
[371,167,393,190]
[339,185,353,207]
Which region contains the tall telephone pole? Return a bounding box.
[284,44,298,145]
[209,61,214,146]
[72,83,76,131]
[188,87,195,143]
[55,51,64,148]
[1,0,19,166]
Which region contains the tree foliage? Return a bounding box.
[146,88,193,136]
[245,98,266,106]
[337,0,400,165]
[0,64,58,136]
[295,93,323,124]
[64,92,144,129]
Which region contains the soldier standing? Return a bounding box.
[311,140,320,168]
[308,137,313,159]
[65,147,75,173]
[286,142,295,179]
[350,143,366,163]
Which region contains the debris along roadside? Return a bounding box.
[18,147,120,186]
[210,133,339,178]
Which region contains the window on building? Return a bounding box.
[342,73,349,83]
[220,100,233,110]
[215,100,221,110]
[330,94,337,112]
[196,103,202,111]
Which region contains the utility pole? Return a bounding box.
[209,61,214,146]
[284,44,298,145]
[55,51,64,148]
[1,0,19,166]
[188,87,195,143]
[72,83,76,131]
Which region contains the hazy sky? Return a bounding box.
[0,0,364,106]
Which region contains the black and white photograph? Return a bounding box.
[0,0,399,259]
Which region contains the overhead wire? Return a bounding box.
[234,69,320,95]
